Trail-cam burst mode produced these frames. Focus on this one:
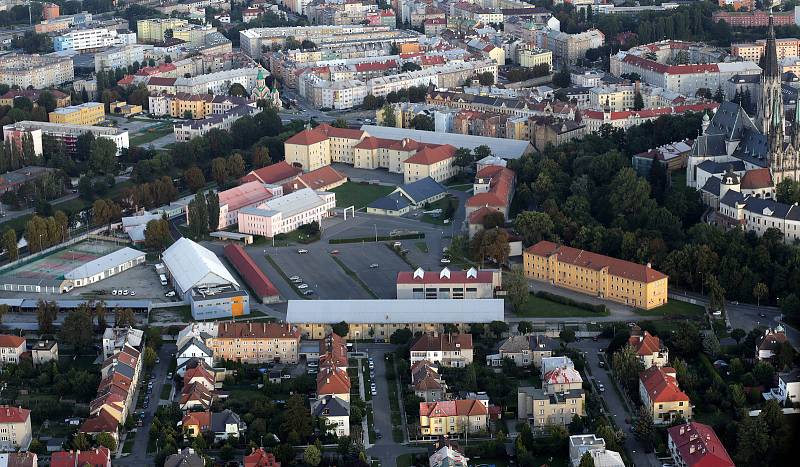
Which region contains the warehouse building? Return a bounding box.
[396,267,501,299]
[162,238,250,320]
[223,244,279,303]
[286,299,505,339]
[63,247,146,289]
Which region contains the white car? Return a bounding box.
[298,284,309,289]
[112,290,118,296]
[130,291,136,296]
[440,258,451,264]
[297,249,309,254]
[289,276,301,281]
[122,290,129,295]
[371,389,377,396]
[369,263,379,268]
[165,291,176,297]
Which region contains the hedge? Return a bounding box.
[329,233,424,244]
[534,290,608,313]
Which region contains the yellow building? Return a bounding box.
[403,145,456,184]
[519,48,553,70]
[523,240,668,310]
[419,399,489,436]
[110,101,143,117]
[48,102,104,125]
[136,18,189,43]
[639,366,692,425]
[517,387,585,429]
[205,322,301,364]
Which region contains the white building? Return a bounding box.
[174,67,263,95]
[176,338,214,376]
[54,27,134,52]
[237,188,335,237]
[2,121,129,155]
[569,434,624,467]
[0,406,32,452]
[95,45,152,72]
[63,247,146,289]
[102,327,144,360]
[174,105,260,142]
[396,267,501,299]
[0,335,25,366]
[310,396,350,437]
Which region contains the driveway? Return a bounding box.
[572,339,660,467]
[114,343,175,466]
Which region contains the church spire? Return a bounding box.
[759,5,785,152]
[764,7,779,80]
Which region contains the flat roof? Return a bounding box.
[64,247,145,280]
[360,125,532,160]
[286,299,504,324]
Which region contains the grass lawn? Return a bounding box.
[396,454,416,467]
[271,229,320,246]
[446,183,473,192]
[130,124,173,146]
[331,182,394,209]
[514,293,610,318]
[122,437,135,454]
[160,383,172,400]
[420,196,456,225]
[638,299,705,319]
[415,241,428,253]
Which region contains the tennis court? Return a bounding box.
[1,240,123,282]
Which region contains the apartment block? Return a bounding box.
[137,18,190,43]
[419,399,489,436]
[0,54,74,88]
[53,27,133,52]
[205,322,301,364]
[517,387,585,429]
[3,121,129,156]
[0,406,32,451]
[95,45,151,72]
[410,333,473,368]
[538,28,604,64]
[524,240,668,309]
[149,93,254,120]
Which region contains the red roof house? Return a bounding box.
[51,448,111,467]
[667,422,734,467]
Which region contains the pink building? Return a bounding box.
[214,181,281,229]
[237,188,335,238]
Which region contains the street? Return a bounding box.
[572,338,661,467]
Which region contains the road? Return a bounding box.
[573,338,660,467]
[115,343,175,466]
[1,192,79,221]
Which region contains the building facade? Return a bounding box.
[205,322,301,364]
[517,387,585,429]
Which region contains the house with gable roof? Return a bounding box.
[411,360,447,402]
[667,422,734,467]
[410,333,473,368]
[419,399,489,435]
[639,366,692,425]
[628,326,669,368]
[487,334,558,368]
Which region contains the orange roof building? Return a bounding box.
[628,326,669,368]
[206,322,301,364]
[244,448,281,467]
[466,164,516,236]
[639,366,691,425]
[0,335,26,366]
[524,241,668,310]
[419,399,489,435]
[316,366,351,401]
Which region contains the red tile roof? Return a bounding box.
[640,366,689,403]
[354,136,397,150]
[667,422,734,467]
[219,181,274,211]
[622,54,719,75]
[316,366,350,395]
[295,165,346,191]
[410,333,473,352]
[181,382,214,408]
[526,241,667,283]
[757,328,788,352]
[319,333,348,368]
[224,243,279,301]
[404,145,455,165]
[182,411,212,430]
[184,362,215,386]
[147,77,177,86]
[0,335,25,348]
[397,269,493,285]
[740,168,773,189]
[51,448,111,467]
[242,161,303,185]
[582,103,719,121]
[628,329,664,357]
[466,165,515,208]
[80,408,119,435]
[355,60,397,72]
[467,206,501,225]
[284,123,364,146]
[420,399,488,417]
[0,406,30,423]
[245,448,281,467]
[543,366,582,385]
[215,322,300,340]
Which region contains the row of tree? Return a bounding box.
[187,191,220,237]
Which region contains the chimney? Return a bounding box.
[646,262,651,268]
[690,445,695,454]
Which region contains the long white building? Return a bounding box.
[237,188,335,237]
[3,121,129,156]
[174,67,263,94]
[95,45,153,72]
[54,27,136,52]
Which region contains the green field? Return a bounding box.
[515,294,610,318]
[420,196,456,225]
[637,299,705,318]
[130,124,174,146]
[331,182,394,209]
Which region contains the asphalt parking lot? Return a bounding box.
[328,242,410,298]
[267,246,374,300]
[69,263,175,302]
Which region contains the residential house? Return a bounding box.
[50,449,111,467]
[0,336,25,366]
[180,382,215,411]
[410,333,473,368]
[316,366,351,402]
[543,363,583,394]
[667,422,734,467]
[165,448,205,467]
[756,326,789,361]
[770,368,800,406]
[206,322,301,364]
[183,361,216,392]
[639,366,692,425]
[568,434,624,467]
[517,387,585,429]
[0,406,32,451]
[487,334,558,368]
[628,326,669,368]
[176,338,214,376]
[411,360,446,402]
[318,332,348,371]
[244,448,281,467]
[0,452,38,467]
[181,410,245,441]
[419,399,489,436]
[30,340,58,365]
[311,395,350,437]
[465,164,516,237]
[429,443,468,467]
[542,356,574,375]
[101,327,143,360]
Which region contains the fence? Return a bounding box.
[0,226,105,275]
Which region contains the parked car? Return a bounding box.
[303,290,315,295]
[165,291,176,297]
[369,263,379,268]
[371,388,377,396]
[130,291,136,296]
[112,290,118,296]
[297,249,309,254]
[289,276,300,281]
[298,284,309,289]
[122,290,129,295]
[291,278,303,284]
[440,258,451,264]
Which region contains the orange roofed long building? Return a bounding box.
[523,241,668,310]
[284,123,458,184]
[419,399,489,436]
[205,322,301,364]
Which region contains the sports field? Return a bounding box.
[1,240,123,281]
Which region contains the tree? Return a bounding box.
[560,329,576,343]
[612,344,644,392]
[632,405,654,445]
[303,445,321,466]
[206,191,220,232]
[381,105,396,127]
[730,328,746,345]
[514,211,554,246]
[517,321,533,335]
[553,63,571,88]
[753,282,768,307]
[37,91,57,113]
[453,147,473,171]
[211,157,228,185]
[470,228,510,267]
[115,308,136,328]
[477,71,495,86]
[144,219,171,250]
[390,328,413,344]
[707,275,725,313]
[227,153,246,179]
[281,394,313,441]
[143,347,157,370]
[36,300,57,334]
[184,166,206,192]
[72,432,92,451]
[331,118,349,128]
[96,432,117,451]
[489,320,509,337]
[229,83,247,97]
[579,451,595,467]
[713,86,724,103]
[410,114,434,131]
[483,210,505,229]
[1,229,18,261]
[505,265,529,312]
[633,91,644,111]
[188,192,209,238]
[332,321,349,337]
[402,62,421,72]
[90,138,118,174]
[59,306,93,352]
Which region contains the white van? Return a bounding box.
[159,274,168,286]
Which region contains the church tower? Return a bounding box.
[758,8,785,154]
